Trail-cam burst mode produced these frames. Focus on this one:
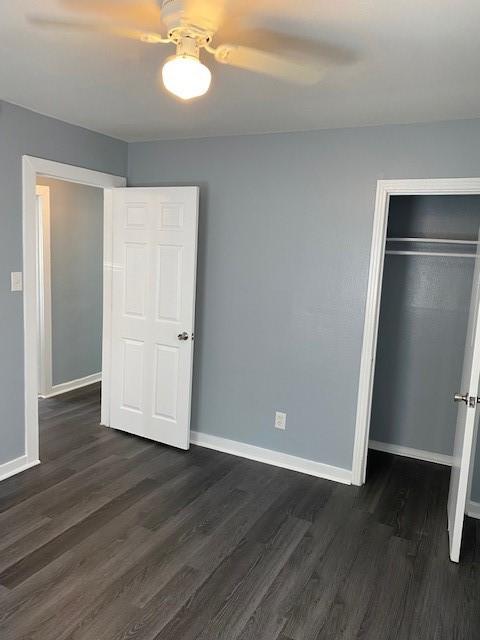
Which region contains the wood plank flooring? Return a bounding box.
[1,383,479,639]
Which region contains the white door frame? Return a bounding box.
[36,185,52,398]
[352,177,480,487]
[22,156,126,466]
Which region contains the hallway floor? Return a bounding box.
[0,384,479,639]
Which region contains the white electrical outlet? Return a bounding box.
[275,411,287,430]
[10,272,23,292]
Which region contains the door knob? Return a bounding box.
[177,332,189,341]
[453,392,480,407]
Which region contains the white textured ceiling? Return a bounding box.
[1,0,480,141]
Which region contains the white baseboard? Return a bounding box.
[190,431,352,485]
[0,455,40,482]
[369,440,453,466]
[39,372,102,399]
[466,500,480,520]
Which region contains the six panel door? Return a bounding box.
[109,187,199,449]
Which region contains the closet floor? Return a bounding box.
[0,384,479,640]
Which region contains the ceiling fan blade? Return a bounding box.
[59,0,161,28]
[28,16,167,43]
[184,0,226,33]
[214,45,324,85]
[215,28,356,66]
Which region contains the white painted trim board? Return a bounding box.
[39,372,102,399]
[35,185,53,398]
[101,188,113,428]
[369,440,453,466]
[466,500,480,519]
[191,431,352,484]
[0,455,40,482]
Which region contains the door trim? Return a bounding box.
[35,185,52,397]
[22,156,126,467]
[352,177,480,487]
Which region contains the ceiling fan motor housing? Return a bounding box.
[159,0,185,31]
[159,0,213,46]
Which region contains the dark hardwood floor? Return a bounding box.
[1,384,479,639]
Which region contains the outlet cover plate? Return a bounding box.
[275,411,286,430]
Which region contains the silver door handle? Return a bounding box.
[177,332,190,341]
[453,392,480,407]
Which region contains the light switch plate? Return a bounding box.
[11,272,23,292]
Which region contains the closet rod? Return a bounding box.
[385,250,476,259]
[386,237,479,245]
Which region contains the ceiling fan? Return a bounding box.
[29,0,328,100]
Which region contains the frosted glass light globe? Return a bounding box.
[162,55,211,100]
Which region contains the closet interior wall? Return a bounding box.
[370,195,480,502]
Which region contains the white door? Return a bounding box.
[109,187,199,449]
[448,228,480,562]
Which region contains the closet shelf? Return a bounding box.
[385,250,476,259]
[385,237,478,259]
[386,237,479,245]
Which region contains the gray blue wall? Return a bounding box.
[36,178,104,386]
[128,119,480,487]
[0,100,126,465]
[3,97,480,500]
[370,195,480,456]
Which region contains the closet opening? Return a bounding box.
[360,188,480,562]
[370,194,480,467]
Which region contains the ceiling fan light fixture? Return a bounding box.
[162,54,211,100]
